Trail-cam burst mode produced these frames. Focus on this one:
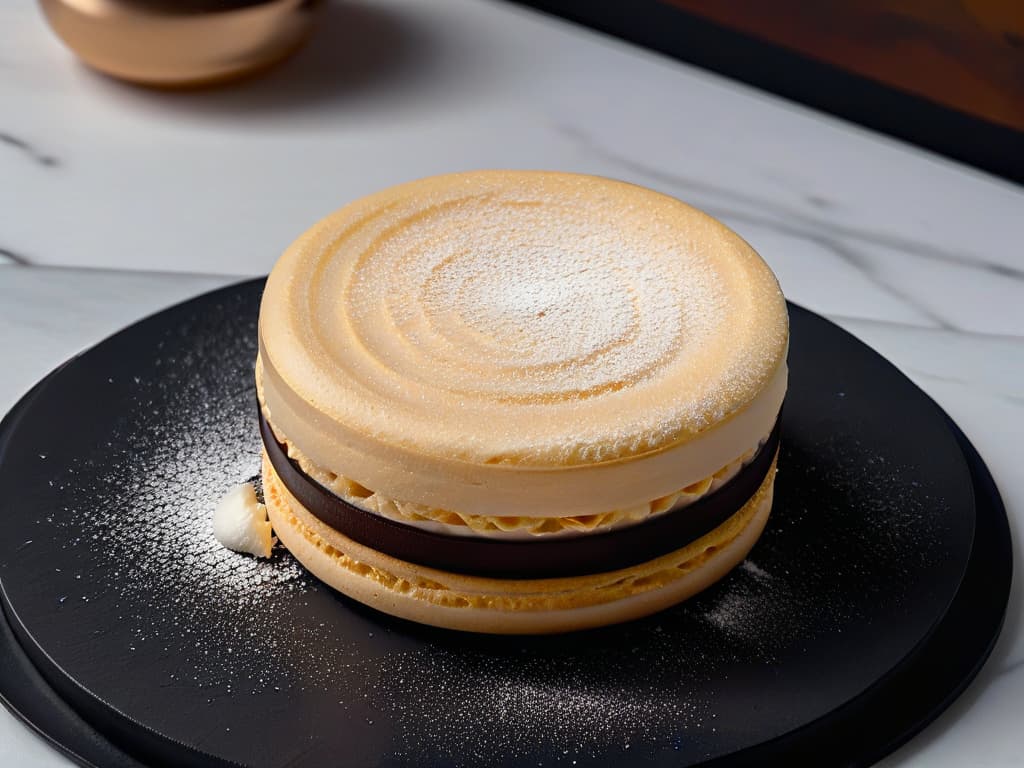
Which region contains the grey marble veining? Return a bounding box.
[0,130,59,168]
[556,122,1023,282]
[553,123,1024,336]
[2,0,1021,339]
[0,247,31,265]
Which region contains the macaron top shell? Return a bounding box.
[257,171,788,517]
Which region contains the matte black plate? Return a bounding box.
[0,280,1010,768]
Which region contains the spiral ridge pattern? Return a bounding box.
[257,172,788,517]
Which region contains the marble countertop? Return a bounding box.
[1,1,1021,765]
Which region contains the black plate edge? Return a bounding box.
[0,281,1011,768]
[0,370,140,768]
[0,597,142,768]
[697,418,1011,768]
[863,418,1012,762]
[0,412,1009,768]
[0,281,262,768]
[0,565,245,768]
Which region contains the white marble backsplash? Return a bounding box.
[2,1,1022,337]
[1,0,1021,765]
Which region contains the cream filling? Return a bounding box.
[212,482,274,557]
[263,451,778,612]
[257,355,785,519]
[266,417,768,540]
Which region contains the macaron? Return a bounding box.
[256,170,788,634]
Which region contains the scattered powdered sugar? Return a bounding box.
[738,560,773,582]
[0,283,960,767]
[15,291,727,764]
[366,640,713,765]
[679,431,953,665]
[42,308,329,691]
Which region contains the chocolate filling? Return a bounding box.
[259,411,781,580]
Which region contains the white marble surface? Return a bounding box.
[1,0,1021,765]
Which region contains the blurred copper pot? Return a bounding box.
[39,0,321,87]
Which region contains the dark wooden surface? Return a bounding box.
[513,0,1024,183]
[667,0,1024,133]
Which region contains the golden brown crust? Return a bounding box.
[256,171,789,519]
[262,451,777,634]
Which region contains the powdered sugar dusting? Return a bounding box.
[345,197,713,414]
[366,639,713,764]
[385,198,722,397]
[44,310,332,691]
[283,173,789,464]
[0,282,965,768]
